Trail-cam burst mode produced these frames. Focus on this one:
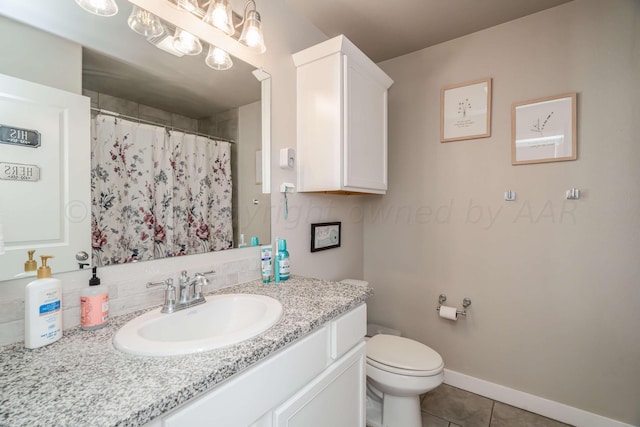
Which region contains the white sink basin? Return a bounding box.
[113,294,283,357]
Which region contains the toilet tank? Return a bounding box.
[339,279,401,337]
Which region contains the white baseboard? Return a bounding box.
[443,369,636,427]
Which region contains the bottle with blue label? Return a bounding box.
[25,255,63,349]
[276,239,290,281]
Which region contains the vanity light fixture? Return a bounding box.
[173,28,203,55]
[74,0,118,16]
[205,45,233,70]
[236,0,266,53]
[175,0,199,13]
[203,0,235,36]
[147,29,185,57]
[128,6,164,38]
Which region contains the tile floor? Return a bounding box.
[419,384,573,427]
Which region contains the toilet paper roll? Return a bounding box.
[439,305,458,321]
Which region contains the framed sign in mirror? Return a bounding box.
[310,222,341,252]
[512,93,577,165]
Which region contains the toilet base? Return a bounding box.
[365,389,422,427]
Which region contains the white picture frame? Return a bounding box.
[441,78,492,142]
[511,93,577,165]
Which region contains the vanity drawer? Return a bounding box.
[330,303,366,359]
[162,326,329,427]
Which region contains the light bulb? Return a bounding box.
[205,46,233,71]
[75,0,118,17]
[128,6,164,38]
[173,28,203,55]
[203,0,234,36]
[239,10,266,53]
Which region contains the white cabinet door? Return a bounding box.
[343,56,388,192]
[273,342,366,427]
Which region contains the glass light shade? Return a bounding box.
[203,0,235,36]
[128,6,164,38]
[173,28,203,55]
[205,46,233,71]
[75,0,118,17]
[239,10,266,53]
[175,0,198,13]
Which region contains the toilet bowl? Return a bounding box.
[340,280,445,427]
[365,334,444,427]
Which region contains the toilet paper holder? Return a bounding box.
[436,294,472,316]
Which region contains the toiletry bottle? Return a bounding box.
[25,255,63,349]
[276,239,290,281]
[261,245,272,283]
[80,266,109,330]
[238,234,247,248]
[274,238,281,283]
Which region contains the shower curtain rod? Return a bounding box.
[91,107,236,144]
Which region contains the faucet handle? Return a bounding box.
[193,273,209,299]
[180,270,189,286]
[161,278,176,314]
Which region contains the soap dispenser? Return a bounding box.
[24,250,37,274]
[25,255,63,349]
[80,267,109,330]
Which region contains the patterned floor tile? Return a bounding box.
[489,402,573,427]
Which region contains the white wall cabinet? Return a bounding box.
[146,304,367,427]
[293,36,393,195]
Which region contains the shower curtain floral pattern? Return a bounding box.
[91,114,233,266]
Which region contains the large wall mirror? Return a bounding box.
[0,0,271,281]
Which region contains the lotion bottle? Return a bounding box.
[80,266,109,330]
[25,255,63,349]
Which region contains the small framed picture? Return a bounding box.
[441,78,492,142]
[310,222,341,252]
[511,93,577,165]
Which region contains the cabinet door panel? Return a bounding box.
[343,57,388,192]
[296,53,342,192]
[273,342,366,427]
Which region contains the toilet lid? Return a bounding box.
[367,334,443,376]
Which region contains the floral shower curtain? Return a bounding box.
[91,114,233,266]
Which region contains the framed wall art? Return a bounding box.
[310,222,341,252]
[511,93,576,165]
[441,78,492,142]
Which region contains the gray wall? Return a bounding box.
[0,15,81,94]
[364,0,640,424]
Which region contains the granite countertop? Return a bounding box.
[0,276,372,427]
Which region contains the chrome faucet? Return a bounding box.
[178,270,207,308]
[146,271,208,313]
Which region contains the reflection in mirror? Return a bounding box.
[0,1,270,280]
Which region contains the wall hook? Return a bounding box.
[566,188,580,200]
[504,190,516,201]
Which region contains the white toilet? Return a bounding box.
[366,334,444,427]
[341,280,444,427]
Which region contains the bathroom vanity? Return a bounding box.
[0,277,371,427]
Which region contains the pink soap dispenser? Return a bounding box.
[80,267,109,330]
